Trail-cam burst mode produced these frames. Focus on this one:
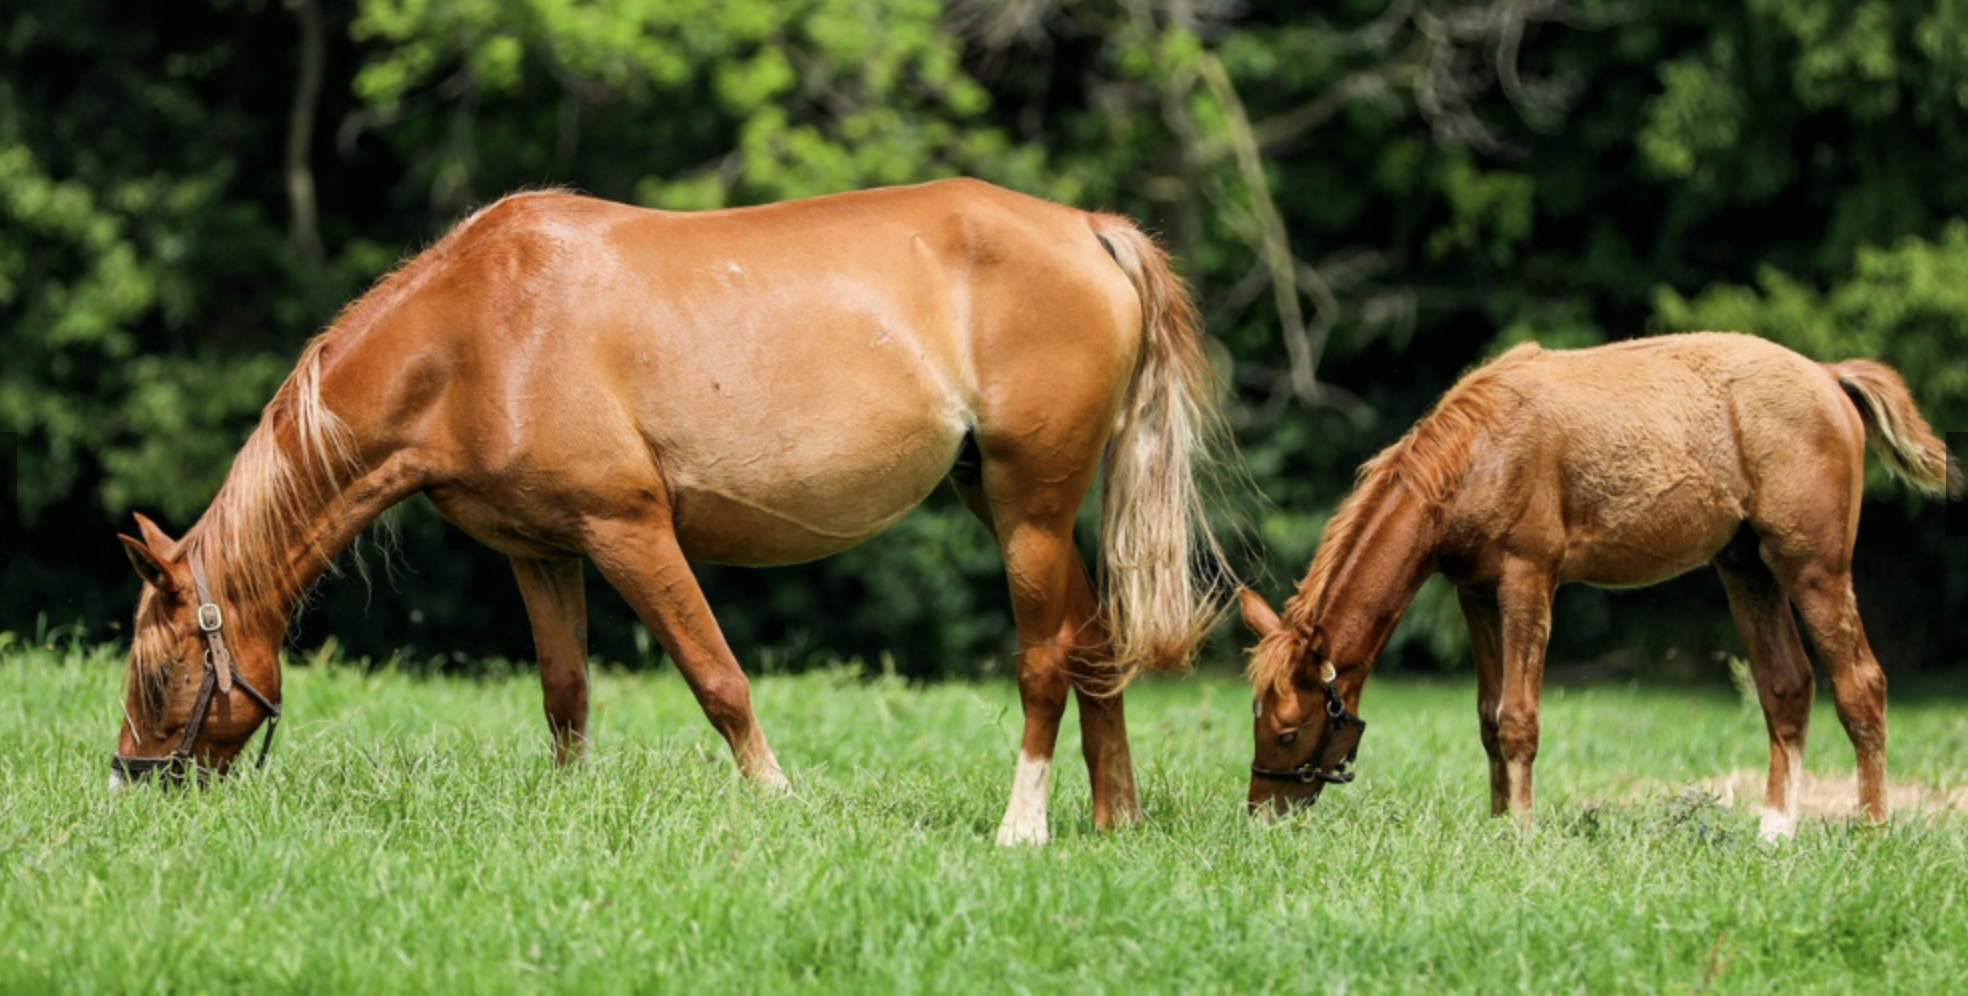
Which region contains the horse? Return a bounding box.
[111,178,1234,847]
[1239,332,1960,839]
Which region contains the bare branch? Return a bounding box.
[284,0,325,266]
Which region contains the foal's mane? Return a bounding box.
[1247,342,1540,696]
[132,195,546,689]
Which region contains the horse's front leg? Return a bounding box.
[511,556,591,765]
[582,515,787,791]
[1494,563,1556,822]
[1455,586,1509,816]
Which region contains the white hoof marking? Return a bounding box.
[995,751,1052,847]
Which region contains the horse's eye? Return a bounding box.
[1277,730,1298,746]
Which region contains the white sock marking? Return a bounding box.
[995,751,1053,847]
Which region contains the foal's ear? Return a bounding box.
[121,514,181,594]
[1238,588,1283,639]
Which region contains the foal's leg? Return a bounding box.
[583,517,787,790]
[1713,535,1816,840]
[1492,563,1557,822]
[511,556,592,765]
[1455,586,1509,816]
[1770,551,1888,824]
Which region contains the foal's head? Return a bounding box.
[112,515,280,787]
[1239,589,1367,815]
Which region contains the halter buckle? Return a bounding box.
[197,602,224,632]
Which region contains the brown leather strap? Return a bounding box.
[111,548,284,781]
[188,554,234,695]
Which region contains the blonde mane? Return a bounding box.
[129,195,554,690]
[1247,342,1540,695]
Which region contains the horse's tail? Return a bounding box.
[1827,359,1962,499]
[1087,214,1236,688]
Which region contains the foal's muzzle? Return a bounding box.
[1248,678,1366,805]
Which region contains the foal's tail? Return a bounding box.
[1827,359,1963,499]
[1088,215,1237,688]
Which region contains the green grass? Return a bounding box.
[3,638,1966,995]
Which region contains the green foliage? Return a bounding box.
[5,643,1968,994]
[1657,220,1968,435]
[3,0,1965,675]
[349,0,1057,210]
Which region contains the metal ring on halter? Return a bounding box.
[110,550,283,782]
[1249,675,1367,786]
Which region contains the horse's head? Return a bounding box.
[112,514,282,788]
[1239,589,1366,816]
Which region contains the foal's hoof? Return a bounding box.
[1757,809,1799,843]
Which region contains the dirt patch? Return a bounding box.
[1689,769,1968,817]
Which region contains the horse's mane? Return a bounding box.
[132,193,561,690]
[1246,342,1540,696]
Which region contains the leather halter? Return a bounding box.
[111,553,282,783]
[1249,676,1366,785]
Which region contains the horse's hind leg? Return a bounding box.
[583,517,787,790]
[956,457,1124,845]
[995,520,1111,845]
[1768,549,1888,825]
[1713,533,1816,840]
[512,556,592,765]
[1071,633,1143,830]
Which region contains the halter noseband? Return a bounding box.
[1249,676,1366,785]
[112,554,282,783]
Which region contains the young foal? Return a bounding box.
[111,179,1232,846]
[1243,333,1959,838]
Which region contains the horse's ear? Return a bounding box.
[120,524,179,595]
[1238,588,1283,639]
[121,515,182,594]
[133,512,177,553]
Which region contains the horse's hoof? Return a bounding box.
[751,765,792,795]
[995,819,1049,847]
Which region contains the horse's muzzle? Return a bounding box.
[109,753,203,787]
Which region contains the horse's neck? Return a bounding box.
[1312,483,1440,671]
[187,398,418,639]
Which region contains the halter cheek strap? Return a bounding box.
[191,557,234,696]
[1249,677,1366,785]
[111,553,283,782]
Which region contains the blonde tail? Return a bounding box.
[1089,215,1236,687]
[1829,359,1962,499]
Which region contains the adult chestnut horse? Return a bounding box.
[1241,332,1959,839]
[112,178,1232,846]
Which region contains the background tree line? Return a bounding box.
[3,0,1962,678]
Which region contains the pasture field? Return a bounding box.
[3,637,1966,995]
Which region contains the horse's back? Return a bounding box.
[1467,333,1853,584]
[408,181,1141,565]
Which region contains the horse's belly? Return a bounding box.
[665,423,966,566]
[1558,489,1745,587]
